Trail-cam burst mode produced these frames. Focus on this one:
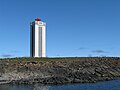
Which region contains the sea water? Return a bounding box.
[0,78,120,90]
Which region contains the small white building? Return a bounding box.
[30,18,46,57]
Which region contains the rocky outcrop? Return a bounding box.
[0,57,120,84]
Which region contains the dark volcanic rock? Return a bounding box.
[0,57,120,84]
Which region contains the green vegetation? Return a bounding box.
[0,56,119,61]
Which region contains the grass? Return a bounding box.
[0,56,119,62]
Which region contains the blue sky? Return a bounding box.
[0,0,120,58]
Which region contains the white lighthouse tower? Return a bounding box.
[30,18,46,57]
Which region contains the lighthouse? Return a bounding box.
[30,18,46,57]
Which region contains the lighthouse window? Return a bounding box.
[38,27,42,56]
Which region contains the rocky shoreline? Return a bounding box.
[0,57,120,85]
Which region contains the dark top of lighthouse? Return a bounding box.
[35,18,41,21]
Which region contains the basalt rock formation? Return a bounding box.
[0,57,120,84]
